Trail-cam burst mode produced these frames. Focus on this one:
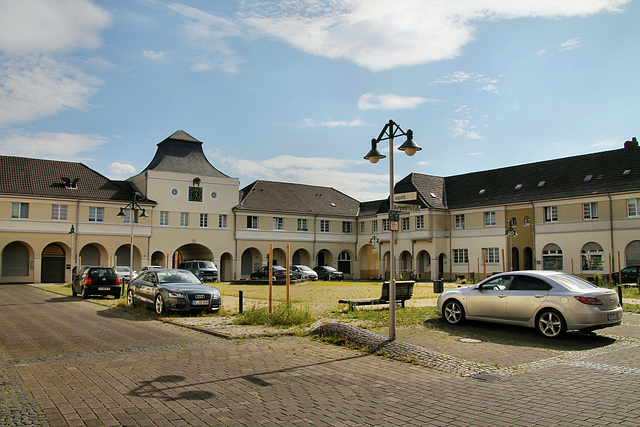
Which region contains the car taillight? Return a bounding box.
[575,296,603,305]
[115,278,121,285]
[84,278,92,285]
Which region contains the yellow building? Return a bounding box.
[1,131,639,283]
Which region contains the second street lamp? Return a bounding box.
[117,192,148,288]
[365,120,421,341]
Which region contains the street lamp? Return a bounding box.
[117,192,148,285]
[365,120,421,341]
[369,236,381,279]
[68,225,76,280]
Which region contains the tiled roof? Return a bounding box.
[358,199,387,217]
[443,142,640,210]
[0,155,148,203]
[395,173,447,209]
[235,180,360,217]
[141,130,231,178]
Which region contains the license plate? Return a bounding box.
[98,287,110,291]
[608,313,621,321]
[191,300,209,306]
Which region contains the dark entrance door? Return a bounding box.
[41,244,66,283]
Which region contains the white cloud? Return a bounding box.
[303,118,369,127]
[218,154,389,200]
[432,71,500,93]
[0,55,101,127]
[143,50,165,60]
[358,93,430,111]
[167,3,245,73]
[239,0,629,71]
[108,162,137,178]
[558,37,582,51]
[0,132,107,160]
[0,0,111,55]
[452,119,482,140]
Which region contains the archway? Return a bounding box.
[219,252,233,281]
[79,243,105,267]
[358,244,379,279]
[399,250,412,279]
[337,251,352,276]
[2,241,31,281]
[271,247,286,266]
[292,248,312,266]
[174,243,214,265]
[316,249,333,267]
[523,247,533,270]
[241,248,262,277]
[116,244,143,271]
[151,251,166,268]
[416,250,431,280]
[625,241,640,266]
[511,247,520,271]
[41,243,66,283]
[581,242,604,272]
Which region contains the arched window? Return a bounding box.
[542,244,563,271]
[338,251,351,275]
[581,242,604,271]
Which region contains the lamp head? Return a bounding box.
[139,209,149,218]
[398,129,421,156]
[117,207,125,217]
[364,139,386,164]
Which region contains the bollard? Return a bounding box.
[239,290,243,313]
[617,284,623,306]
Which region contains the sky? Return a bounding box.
[0,0,638,202]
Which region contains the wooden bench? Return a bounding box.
[338,281,415,310]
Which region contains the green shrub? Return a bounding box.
[234,303,314,326]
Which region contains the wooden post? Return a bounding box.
[286,243,290,304]
[618,251,622,284]
[501,248,505,272]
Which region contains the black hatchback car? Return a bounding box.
[250,265,290,280]
[72,266,122,299]
[127,269,221,315]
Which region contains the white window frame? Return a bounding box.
[484,212,495,227]
[200,213,208,228]
[483,247,500,264]
[628,199,640,217]
[342,221,352,234]
[180,212,189,227]
[453,249,468,264]
[320,220,330,233]
[160,211,169,226]
[297,218,307,231]
[455,214,465,229]
[372,220,378,233]
[416,215,424,230]
[123,208,139,224]
[544,206,558,223]
[247,216,258,229]
[402,217,410,231]
[51,204,67,221]
[219,214,227,229]
[382,219,389,232]
[11,202,29,219]
[583,202,599,220]
[273,217,283,230]
[360,222,365,234]
[88,207,103,222]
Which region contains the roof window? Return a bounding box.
[429,192,437,198]
[538,181,545,188]
[478,189,485,195]
[624,169,631,175]
[584,175,592,182]
[515,184,523,190]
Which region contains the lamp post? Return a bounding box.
[505,219,518,271]
[68,225,76,280]
[369,236,381,279]
[117,192,148,286]
[365,120,421,340]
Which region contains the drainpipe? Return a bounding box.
[313,214,318,264]
[233,210,238,280]
[608,194,615,266]
[531,201,536,269]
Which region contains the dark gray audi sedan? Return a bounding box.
[127,269,221,315]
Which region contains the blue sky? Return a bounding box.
[1,0,638,201]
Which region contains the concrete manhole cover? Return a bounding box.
[456,337,484,344]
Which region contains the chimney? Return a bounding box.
[624,137,638,149]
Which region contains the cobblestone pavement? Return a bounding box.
[1,284,640,426]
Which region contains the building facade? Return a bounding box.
[1,131,639,283]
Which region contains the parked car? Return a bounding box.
[437,270,622,338]
[127,269,221,315]
[140,265,163,273]
[602,266,639,285]
[250,265,290,280]
[313,266,344,281]
[178,260,218,282]
[290,265,318,281]
[72,266,122,299]
[115,266,136,283]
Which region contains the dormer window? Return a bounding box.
[61,177,80,189]
[479,189,485,195]
[515,184,523,190]
[584,175,592,182]
[538,181,545,188]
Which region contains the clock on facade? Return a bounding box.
[188,186,203,202]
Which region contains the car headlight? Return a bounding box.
[211,289,221,298]
[168,292,184,298]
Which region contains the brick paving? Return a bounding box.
[1,284,640,426]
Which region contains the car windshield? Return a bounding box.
[298,266,313,272]
[156,270,199,284]
[551,273,597,291]
[116,266,130,272]
[324,267,337,272]
[199,261,216,268]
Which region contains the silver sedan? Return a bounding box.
[436,270,622,338]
